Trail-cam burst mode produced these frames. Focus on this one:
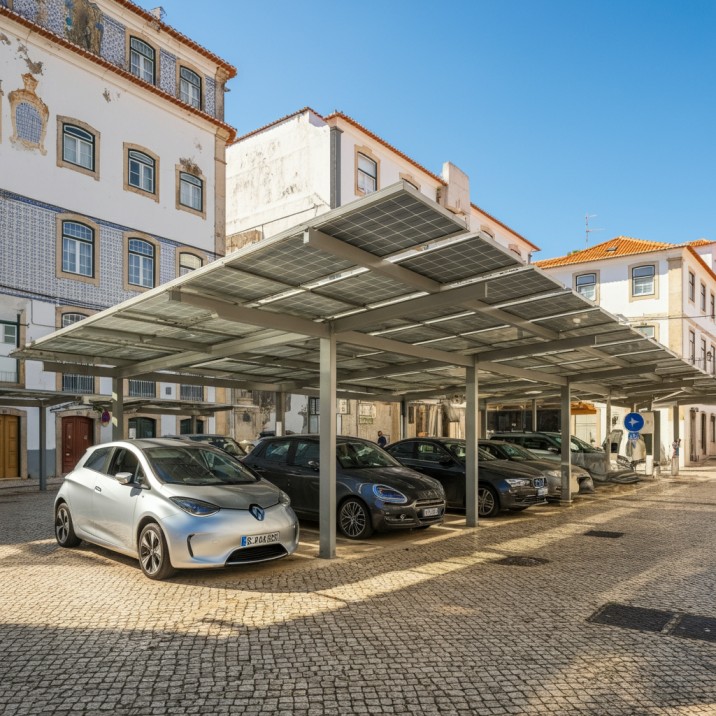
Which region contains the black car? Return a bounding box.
[478,439,594,499]
[385,437,548,517]
[242,435,446,539]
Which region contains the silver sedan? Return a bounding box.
[54,438,299,579]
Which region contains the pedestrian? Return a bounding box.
[377,430,387,448]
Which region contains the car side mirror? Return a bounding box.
[307,460,320,471]
[116,471,134,485]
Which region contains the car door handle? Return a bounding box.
[95,486,102,493]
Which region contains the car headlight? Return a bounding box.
[170,497,220,516]
[372,484,408,504]
[505,478,530,488]
[278,490,291,505]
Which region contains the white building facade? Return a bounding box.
[226,108,539,441]
[0,0,236,478]
[538,237,716,465]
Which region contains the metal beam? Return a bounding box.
[304,228,442,293]
[319,334,337,559]
[340,331,474,368]
[465,360,479,527]
[170,290,330,339]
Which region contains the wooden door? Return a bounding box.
[0,415,20,479]
[62,416,94,473]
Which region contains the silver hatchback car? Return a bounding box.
[54,439,299,579]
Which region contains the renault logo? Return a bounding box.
[249,504,265,521]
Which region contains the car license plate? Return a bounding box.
[422,507,440,517]
[241,531,280,547]
[537,487,548,496]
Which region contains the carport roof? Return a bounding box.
[14,182,716,406]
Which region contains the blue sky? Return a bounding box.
[139,0,715,258]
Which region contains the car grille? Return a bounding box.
[417,489,443,501]
[225,544,288,565]
[416,497,445,509]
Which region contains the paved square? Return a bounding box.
[1,469,715,715]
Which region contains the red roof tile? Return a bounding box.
[535,237,679,268]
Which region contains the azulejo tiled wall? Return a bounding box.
[204,77,216,117]
[100,14,126,67]
[0,190,219,311]
[160,49,177,97]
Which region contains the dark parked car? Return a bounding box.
[478,439,594,499]
[164,434,247,458]
[385,437,548,517]
[490,431,638,483]
[242,435,446,539]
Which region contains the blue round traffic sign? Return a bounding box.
[624,412,644,432]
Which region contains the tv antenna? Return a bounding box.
[585,213,604,247]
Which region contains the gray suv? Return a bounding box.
[490,431,638,483]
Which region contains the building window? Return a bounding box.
[688,271,695,302]
[128,416,156,438]
[128,238,155,289]
[637,324,655,339]
[61,313,93,393]
[179,67,201,109]
[180,384,203,401]
[178,251,203,276]
[575,273,597,301]
[178,171,204,214]
[711,415,715,443]
[63,124,94,170]
[128,380,156,398]
[689,330,696,363]
[711,344,716,374]
[9,74,49,154]
[0,319,19,383]
[631,265,655,296]
[357,152,378,195]
[129,37,155,83]
[711,293,715,320]
[62,221,94,278]
[701,338,707,369]
[701,282,707,312]
[128,149,155,194]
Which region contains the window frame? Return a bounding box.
[354,146,379,196]
[701,282,707,312]
[55,308,97,393]
[178,64,202,109]
[176,165,206,219]
[55,215,100,285]
[56,116,100,180]
[689,329,696,364]
[688,271,696,302]
[124,143,159,201]
[177,248,205,277]
[574,271,598,302]
[128,35,157,84]
[124,233,159,292]
[630,263,656,298]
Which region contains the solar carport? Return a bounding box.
[15,182,716,558]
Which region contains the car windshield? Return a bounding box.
[207,437,246,457]
[145,446,258,485]
[549,434,600,453]
[478,446,498,461]
[494,442,535,460]
[337,441,401,469]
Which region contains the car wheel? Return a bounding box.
[138,523,176,580]
[338,498,374,539]
[477,486,500,518]
[55,502,81,547]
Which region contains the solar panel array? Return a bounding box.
[17,182,716,405]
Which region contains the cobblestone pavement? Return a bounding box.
[2,469,716,715]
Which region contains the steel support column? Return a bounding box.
[39,405,47,491]
[604,394,612,476]
[111,378,124,440]
[275,391,286,436]
[465,361,479,526]
[319,335,337,559]
[560,384,573,504]
[531,399,538,431]
[401,398,408,439]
